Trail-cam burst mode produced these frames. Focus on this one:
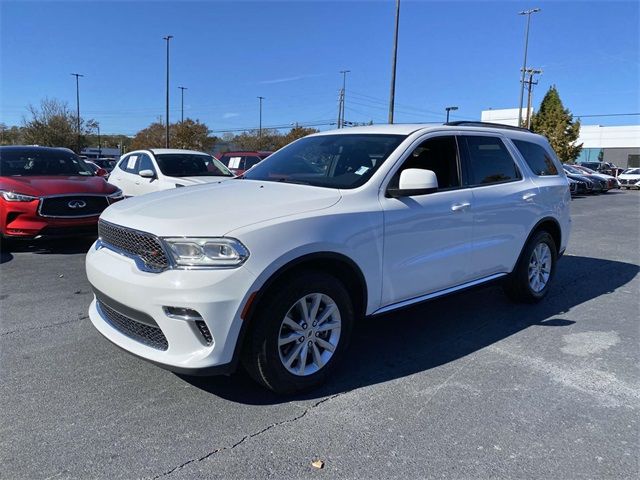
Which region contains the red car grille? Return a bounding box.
[39,196,109,217]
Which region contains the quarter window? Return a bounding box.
[512,140,558,176]
[462,136,521,185]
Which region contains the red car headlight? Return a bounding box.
[0,190,38,202]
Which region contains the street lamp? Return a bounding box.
[388,0,401,124]
[163,35,174,148]
[71,73,84,153]
[178,86,187,123]
[517,8,541,127]
[445,106,458,123]
[257,96,265,137]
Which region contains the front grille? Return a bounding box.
[98,300,168,350]
[40,196,109,217]
[98,220,169,272]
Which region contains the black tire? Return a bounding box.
[503,230,557,304]
[242,271,354,394]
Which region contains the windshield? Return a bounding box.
[242,134,406,189]
[154,153,233,177]
[0,148,94,176]
[623,168,640,175]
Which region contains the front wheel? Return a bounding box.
[242,271,354,394]
[503,231,557,303]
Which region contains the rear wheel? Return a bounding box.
[503,231,557,303]
[242,271,354,394]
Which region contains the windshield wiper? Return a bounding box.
[276,178,311,185]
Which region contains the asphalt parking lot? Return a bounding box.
[1,190,639,479]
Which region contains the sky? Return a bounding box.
[1,0,639,135]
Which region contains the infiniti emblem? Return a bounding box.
[68,200,87,209]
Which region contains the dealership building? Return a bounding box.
[481,108,640,168]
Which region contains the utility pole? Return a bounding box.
[71,73,84,153]
[178,86,187,123]
[445,106,458,123]
[257,96,265,137]
[339,70,350,128]
[388,0,401,124]
[337,89,344,128]
[523,67,542,129]
[163,35,173,148]
[517,8,541,127]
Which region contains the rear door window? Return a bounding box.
[461,136,521,186]
[512,140,558,176]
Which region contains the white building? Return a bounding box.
[481,108,640,168]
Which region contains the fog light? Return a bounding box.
[164,306,202,320]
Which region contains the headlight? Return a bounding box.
[163,237,249,267]
[0,190,38,202]
[107,189,124,200]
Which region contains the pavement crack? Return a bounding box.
[149,392,345,479]
[0,315,88,337]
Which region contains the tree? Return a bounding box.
[130,122,166,150]
[0,124,24,145]
[530,86,582,163]
[231,125,320,151]
[174,119,217,151]
[21,98,96,152]
[130,118,217,151]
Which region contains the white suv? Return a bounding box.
[109,148,233,197]
[86,123,571,393]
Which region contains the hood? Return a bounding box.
[167,175,232,186]
[618,173,640,180]
[101,179,342,237]
[0,175,118,196]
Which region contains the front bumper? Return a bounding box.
[86,241,257,373]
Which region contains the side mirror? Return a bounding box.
[388,168,439,197]
[139,169,155,179]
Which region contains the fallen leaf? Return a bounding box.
[311,460,324,469]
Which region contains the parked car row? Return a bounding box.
[563,164,620,195]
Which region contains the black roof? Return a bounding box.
[0,145,76,154]
[444,121,532,133]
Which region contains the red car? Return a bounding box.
[0,146,123,239]
[217,151,272,175]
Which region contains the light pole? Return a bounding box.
[445,106,458,123]
[96,123,101,157]
[257,96,265,137]
[178,86,187,123]
[517,8,540,127]
[163,35,173,147]
[388,0,401,124]
[71,73,84,153]
[339,70,350,128]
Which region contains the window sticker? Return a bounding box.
[355,166,370,175]
[229,157,242,169]
[127,155,138,169]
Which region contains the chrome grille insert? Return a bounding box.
[98,220,169,272]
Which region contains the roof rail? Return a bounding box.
[445,121,531,132]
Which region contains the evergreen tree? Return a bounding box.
[530,86,582,163]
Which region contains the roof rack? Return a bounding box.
[444,121,531,132]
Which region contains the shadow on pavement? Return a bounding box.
[180,255,639,404]
[0,236,96,261]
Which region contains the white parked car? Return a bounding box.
[618,168,640,189]
[109,148,233,197]
[86,122,571,393]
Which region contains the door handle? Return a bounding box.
[451,202,471,212]
[135,182,140,185]
[522,192,537,201]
